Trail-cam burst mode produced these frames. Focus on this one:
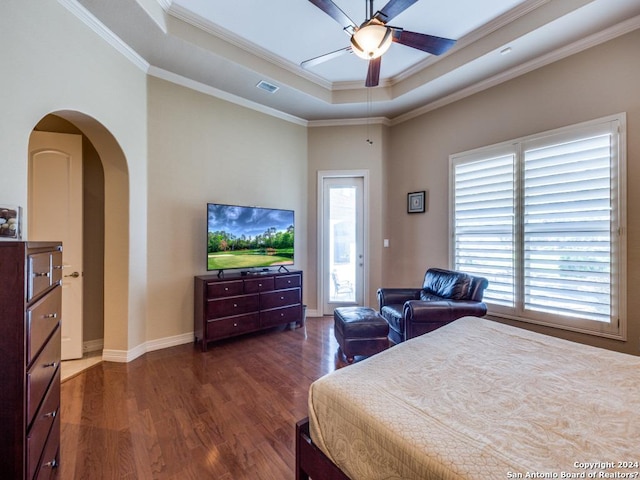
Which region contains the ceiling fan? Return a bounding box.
[302,0,457,87]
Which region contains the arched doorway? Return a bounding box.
[28,110,130,374]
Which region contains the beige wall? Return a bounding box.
[387,29,640,355]
[0,0,146,354]
[146,77,308,340]
[307,123,388,313]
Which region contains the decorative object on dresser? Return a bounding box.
[194,270,303,351]
[0,241,62,479]
[0,205,21,239]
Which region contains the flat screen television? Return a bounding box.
[207,203,294,273]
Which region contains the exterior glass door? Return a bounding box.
[322,176,364,314]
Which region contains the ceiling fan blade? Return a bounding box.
[365,57,381,87]
[374,0,419,23]
[394,30,456,55]
[301,46,352,68]
[308,0,357,30]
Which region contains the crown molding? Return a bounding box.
[60,1,307,125]
[166,3,334,91]
[57,0,149,72]
[149,15,640,127]
[392,14,640,125]
[332,77,393,91]
[56,0,640,126]
[308,117,392,128]
[390,0,550,85]
[165,0,550,93]
[320,0,549,92]
[148,66,308,127]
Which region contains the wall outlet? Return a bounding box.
[383,239,389,248]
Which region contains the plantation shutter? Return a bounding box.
[450,114,624,337]
[452,150,515,307]
[522,128,614,323]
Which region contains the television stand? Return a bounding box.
[194,269,304,351]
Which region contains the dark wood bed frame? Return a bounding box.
[295,417,350,480]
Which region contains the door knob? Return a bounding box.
[64,271,80,278]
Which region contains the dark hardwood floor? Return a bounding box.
[55,316,341,480]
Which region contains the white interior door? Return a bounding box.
[321,175,365,314]
[29,131,84,360]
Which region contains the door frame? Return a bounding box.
[317,170,370,315]
[29,110,128,362]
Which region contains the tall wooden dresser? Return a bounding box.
[0,241,62,479]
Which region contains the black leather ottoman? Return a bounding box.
[334,307,389,364]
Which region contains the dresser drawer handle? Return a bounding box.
[258,283,262,287]
[53,265,63,270]
[44,362,58,369]
[224,287,229,291]
[42,459,57,469]
[34,272,50,278]
[43,410,57,419]
[280,296,285,300]
[233,303,238,308]
[233,323,238,327]
[43,313,57,319]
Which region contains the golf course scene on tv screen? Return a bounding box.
[207,203,294,271]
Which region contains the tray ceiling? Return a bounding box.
[73,0,640,123]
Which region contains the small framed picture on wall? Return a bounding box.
[407,191,426,214]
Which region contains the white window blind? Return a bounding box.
[523,134,612,322]
[452,152,515,307]
[450,115,626,339]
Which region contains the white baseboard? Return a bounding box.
[102,332,194,363]
[306,308,321,318]
[97,308,322,364]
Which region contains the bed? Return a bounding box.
[296,316,640,480]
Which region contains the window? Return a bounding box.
[450,114,626,339]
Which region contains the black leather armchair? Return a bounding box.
[377,268,489,344]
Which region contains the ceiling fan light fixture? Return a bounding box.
[351,24,392,60]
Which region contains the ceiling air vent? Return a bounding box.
[256,80,279,94]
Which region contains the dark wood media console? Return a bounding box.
[194,269,303,351]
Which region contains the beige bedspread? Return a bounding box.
[309,316,640,480]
